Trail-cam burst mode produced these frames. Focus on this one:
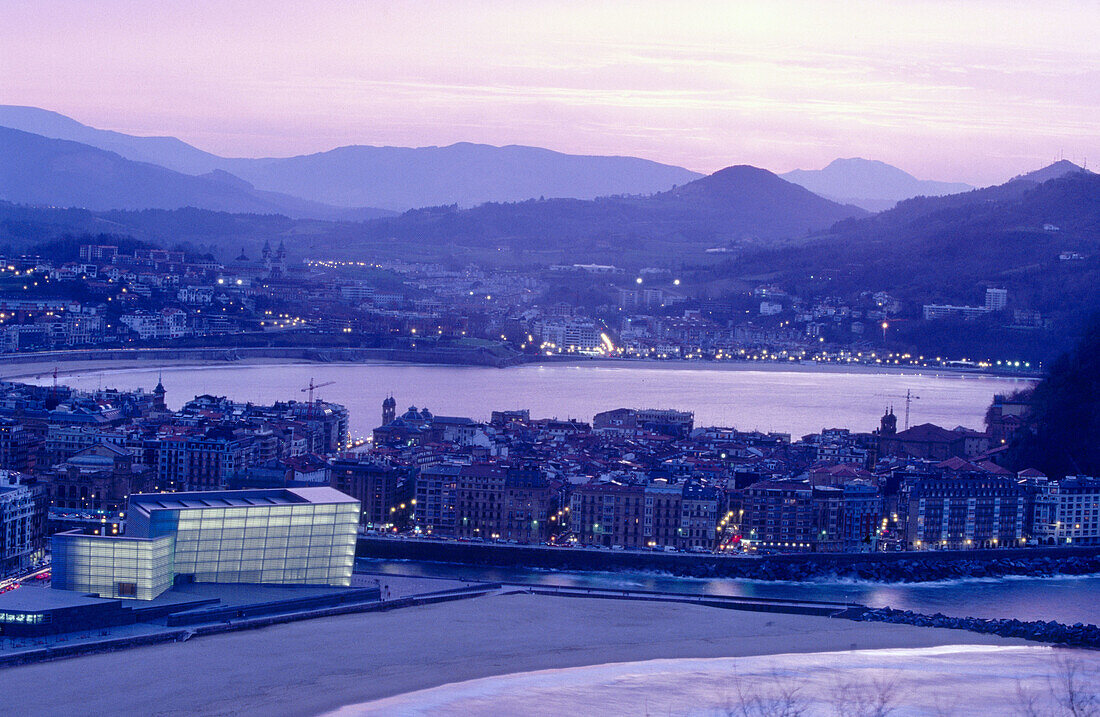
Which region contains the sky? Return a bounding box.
[1,0,1098,185]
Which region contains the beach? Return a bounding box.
[0,593,1030,716]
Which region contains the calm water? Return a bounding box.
[359,559,1100,625]
[16,361,1031,439]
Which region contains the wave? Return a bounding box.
[325,645,1097,717]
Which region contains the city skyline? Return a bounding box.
[1,1,1097,185]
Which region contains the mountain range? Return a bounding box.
[0,105,702,211]
[0,104,1093,281]
[0,126,393,220]
[333,164,868,264]
[0,162,869,266]
[0,105,988,216]
[780,158,974,211]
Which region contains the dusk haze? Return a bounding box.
[0,2,1098,716]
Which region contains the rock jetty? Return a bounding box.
[852,606,1100,649]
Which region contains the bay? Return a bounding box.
[20,360,1031,439]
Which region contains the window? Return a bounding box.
[118,582,137,597]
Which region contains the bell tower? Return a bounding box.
[382,395,396,425]
[880,406,897,436]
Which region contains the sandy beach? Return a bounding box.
[0,593,1028,717]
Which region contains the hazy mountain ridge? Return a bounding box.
[0,162,867,266]
[217,143,705,210]
[781,158,974,211]
[0,106,704,211]
[0,126,395,220]
[0,105,224,175]
[338,164,868,261]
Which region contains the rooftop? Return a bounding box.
[128,487,356,516]
[0,585,116,612]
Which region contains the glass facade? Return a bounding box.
[166,502,357,586]
[51,488,360,600]
[52,533,175,600]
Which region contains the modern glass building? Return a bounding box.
[51,533,174,600]
[52,487,359,600]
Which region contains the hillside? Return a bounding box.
[781,158,973,211]
[0,164,866,267]
[827,161,1094,238]
[724,170,1100,356]
[0,127,393,220]
[330,164,868,263]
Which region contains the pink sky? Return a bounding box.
[1,0,1097,185]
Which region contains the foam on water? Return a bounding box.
[325,645,1100,716]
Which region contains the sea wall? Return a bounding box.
[357,537,1100,583]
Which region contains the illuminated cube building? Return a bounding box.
[51,487,359,600]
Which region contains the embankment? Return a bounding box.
[357,537,1100,583]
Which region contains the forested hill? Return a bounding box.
[727,171,1100,347]
[339,165,867,262]
[828,161,1094,238]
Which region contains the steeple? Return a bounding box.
[880,406,897,436]
[153,373,167,411]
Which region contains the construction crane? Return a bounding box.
[875,389,921,430]
[301,378,336,416]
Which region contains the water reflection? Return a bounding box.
[359,558,1100,624]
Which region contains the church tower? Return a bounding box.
[382,395,396,425]
[880,406,897,436]
[153,375,167,412]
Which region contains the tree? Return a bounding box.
[1004,313,1100,477]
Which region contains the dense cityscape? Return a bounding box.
[1,367,1093,588]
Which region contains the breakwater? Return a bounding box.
[357,537,1100,583]
[852,606,1100,649]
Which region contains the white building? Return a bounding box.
[120,309,189,340]
[539,320,603,352]
[984,288,1008,311]
[0,473,39,573]
[1034,476,1100,546]
[177,287,215,305]
[922,304,990,321]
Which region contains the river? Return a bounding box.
[359,558,1100,625]
[13,360,1031,439]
